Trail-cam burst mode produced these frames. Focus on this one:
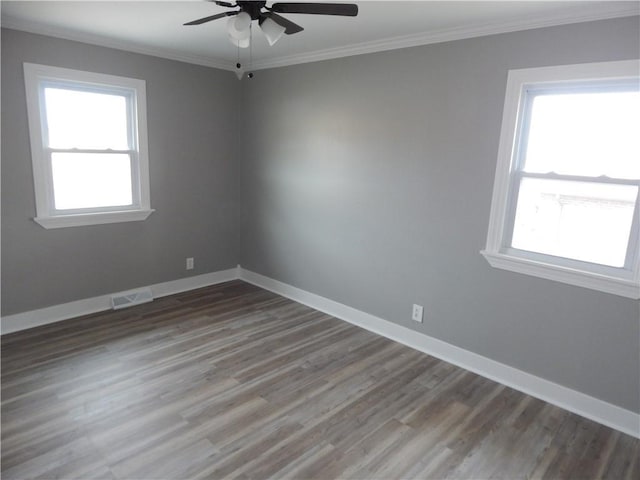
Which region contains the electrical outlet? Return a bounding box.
[412,304,423,323]
[186,257,194,270]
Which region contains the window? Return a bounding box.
[482,60,640,299]
[24,63,153,228]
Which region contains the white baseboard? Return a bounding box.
[3,265,637,438]
[0,268,239,335]
[238,267,640,439]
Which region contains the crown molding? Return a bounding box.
[0,16,237,72]
[2,5,638,73]
[251,7,640,70]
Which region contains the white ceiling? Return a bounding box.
[2,1,639,71]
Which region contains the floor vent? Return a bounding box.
[111,287,154,310]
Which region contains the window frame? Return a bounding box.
[23,63,153,229]
[481,59,640,299]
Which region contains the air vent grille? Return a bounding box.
[110,287,154,310]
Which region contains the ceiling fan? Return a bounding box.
[185,1,359,48]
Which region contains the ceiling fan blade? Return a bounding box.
[261,12,304,35]
[271,3,358,16]
[214,1,236,7]
[184,11,236,26]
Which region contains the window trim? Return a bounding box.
[481,59,640,299]
[23,63,153,229]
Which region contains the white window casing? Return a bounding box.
[23,63,154,228]
[481,59,640,299]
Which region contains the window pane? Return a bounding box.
[44,87,129,150]
[523,91,640,179]
[51,153,133,210]
[511,178,637,267]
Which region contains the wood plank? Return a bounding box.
[2,280,638,479]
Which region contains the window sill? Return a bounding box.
[480,250,639,299]
[34,209,154,229]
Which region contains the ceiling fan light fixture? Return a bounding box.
[185,2,359,50]
[227,11,251,40]
[260,17,286,46]
[228,34,250,48]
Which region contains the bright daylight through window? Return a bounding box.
[482,60,640,299]
[24,63,153,228]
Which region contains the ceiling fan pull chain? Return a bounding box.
[248,24,254,79]
[235,42,244,80]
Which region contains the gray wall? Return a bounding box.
[1,28,241,315]
[239,17,640,412]
[2,18,639,414]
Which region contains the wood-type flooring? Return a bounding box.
[2,280,639,479]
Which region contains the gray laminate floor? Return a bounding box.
[2,280,638,479]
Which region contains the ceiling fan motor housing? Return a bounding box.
[236,1,267,20]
